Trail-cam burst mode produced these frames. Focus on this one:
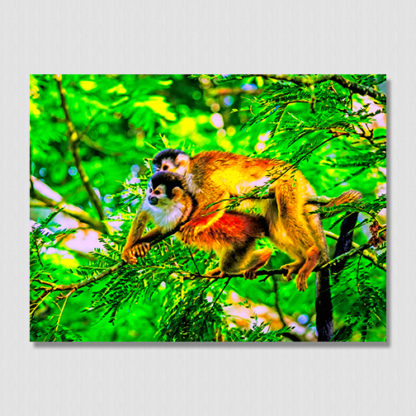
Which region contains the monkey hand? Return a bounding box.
[122,246,137,264]
[121,242,151,264]
[180,220,207,244]
[243,269,258,280]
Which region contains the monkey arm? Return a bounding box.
[121,210,151,263]
[124,209,151,248]
[135,227,165,244]
[124,227,166,263]
[122,207,187,264]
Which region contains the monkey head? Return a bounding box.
[146,171,186,206]
[152,149,191,176]
[144,171,193,231]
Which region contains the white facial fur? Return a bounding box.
[156,155,199,196]
[142,185,186,231]
[173,153,190,176]
[157,153,190,177]
[156,159,176,173]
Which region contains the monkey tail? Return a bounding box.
[315,209,360,341]
[324,190,362,207]
[315,268,333,341]
[311,190,362,220]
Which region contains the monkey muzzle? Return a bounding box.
[148,196,158,205]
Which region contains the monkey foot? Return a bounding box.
[205,268,224,278]
[295,246,320,292]
[243,269,258,280]
[280,266,295,282]
[281,261,302,283]
[296,273,308,292]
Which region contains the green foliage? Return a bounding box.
[332,257,386,342]
[30,74,387,342]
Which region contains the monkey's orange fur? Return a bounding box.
[179,211,265,250]
[122,172,272,280]
[154,150,352,291]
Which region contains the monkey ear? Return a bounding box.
[171,187,184,200]
[175,153,190,169]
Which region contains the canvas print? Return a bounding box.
[30,74,386,342]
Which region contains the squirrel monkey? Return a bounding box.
[122,172,272,279]
[152,149,361,291]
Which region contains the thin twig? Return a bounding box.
[272,275,287,327]
[54,289,75,337]
[324,230,385,271]
[182,269,286,281]
[29,227,384,310]
[212,277,232,307]
[186,246,202,276]
[30,261,126,310]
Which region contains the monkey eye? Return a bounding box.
[154,189,161,195]
[162,165,168,171]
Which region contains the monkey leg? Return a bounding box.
[296,245,321,292]
[219,242,271,280]
[303,200,329,263]
[273,179,318,253]
[242,248,272,280]
[218,242,254,276]
[122,227,165,265]
[268,174,327,291]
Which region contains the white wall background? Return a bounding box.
[1,1,414,415]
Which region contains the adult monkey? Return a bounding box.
[121,171,272,279]
[152,149,360,292]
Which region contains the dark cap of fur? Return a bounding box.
[152,149,187,170]
[150,171,185,198]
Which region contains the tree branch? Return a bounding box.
[30,261,126,313]
[324,230,385,271]
[265,74,386,102]
[54,75,107,222]
[30,222,384,313]
[30,176,108,234]
[30,224,185,310]
[320,242,373,271]
[181,240,373,281]
[272,275,287,327]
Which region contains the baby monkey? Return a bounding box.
[122,172,272,279]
